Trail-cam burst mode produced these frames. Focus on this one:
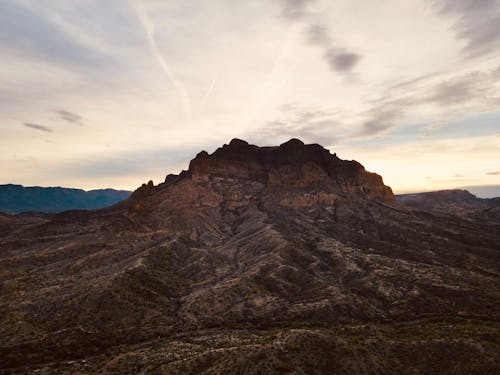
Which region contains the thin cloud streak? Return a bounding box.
[54,109,83,124]
[135,2,192,123]
[24,123,53,133]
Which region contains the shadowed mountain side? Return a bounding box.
[0,139,498,374]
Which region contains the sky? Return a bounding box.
[1,0,499,196]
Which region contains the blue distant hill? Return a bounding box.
[0,184,131,214]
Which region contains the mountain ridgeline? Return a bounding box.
[0,139,499,374]
[0,184,131,214]
[396,189,500,223]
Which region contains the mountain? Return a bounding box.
[0,184,131,214]
[1,139,499,374]
[397,189,500,223]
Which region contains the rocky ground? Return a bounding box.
[0,139,499,374]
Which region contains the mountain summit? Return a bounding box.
[1,140,499,374]
[187,138,394,202]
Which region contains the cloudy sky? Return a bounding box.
[1,0,499,195]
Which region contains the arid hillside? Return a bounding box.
[1,139,499,374]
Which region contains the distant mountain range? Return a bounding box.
[0,184,131,214]
[396,189,500,223]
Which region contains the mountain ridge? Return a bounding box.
[0,184,131,214]
[396,189,500,223]
[0,139,498,374]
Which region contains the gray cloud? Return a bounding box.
[425,68,498,107]
[357,103,407,138]
[427,79,473,105]
[432,0,500,58]
[306,23,331,45]
[280,0,316,19]
[357,64,500,138]
[486,171,500,175]
[307,24,362,72]
[24,123,53,133]
[324,48,361,72]
[279,2,362,74]
[304,23,362,73]
[54,109,83,124]
[272,62,500,141]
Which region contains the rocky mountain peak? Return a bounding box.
[185,139,394,203]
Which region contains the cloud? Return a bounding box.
[280,0,316,19]
[324,48,361,72]
[427,78,475,105]
[54,109,83,124]
[432,0,500,58]
[264,62,500,143]
[0,1,114,69]
[306,24,361,72]
[358,112,399,137]
[354,64,500,138]
[354,98,415,139]
[486,171,500,175]
[305,24,362,73]
[24,123,53,133]
[421,66,500,112]
[306,23,331,45]
[248,105,340,145]
[134,2,192,123]
[279,3,361,74]
[306,23,361,73]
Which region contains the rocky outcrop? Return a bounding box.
[187,138,394,203]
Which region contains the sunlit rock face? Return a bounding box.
[0,139,498,374]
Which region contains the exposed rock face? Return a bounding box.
[0,140,498,374]
[188,138,394,203]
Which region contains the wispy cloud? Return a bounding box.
[432,0,500,58]
[248,104,340,145]
[0,0,114,69]
[486,171,500,175]
[54,109,83,124]
[134,2,192,124]
[24,123,53,133]
[354,64,500,138]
